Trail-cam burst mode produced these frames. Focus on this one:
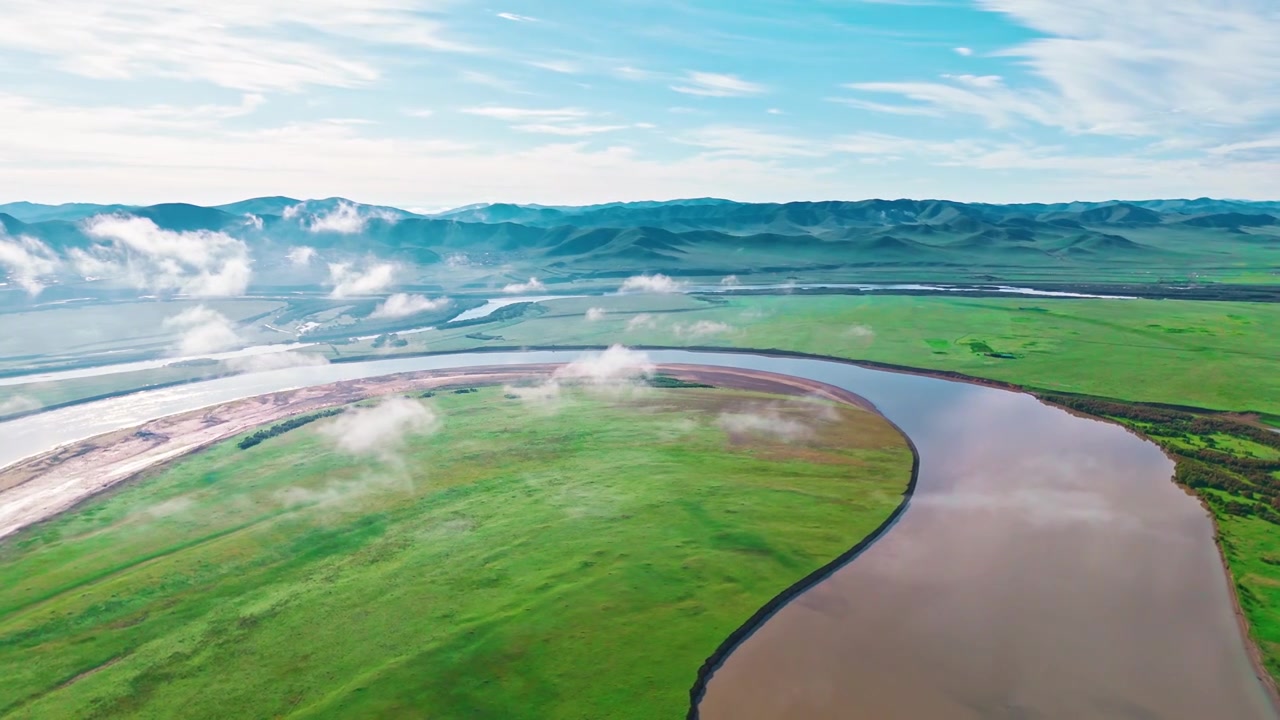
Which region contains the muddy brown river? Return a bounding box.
[0,349,1274,719]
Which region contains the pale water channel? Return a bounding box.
[0,349,1271,719]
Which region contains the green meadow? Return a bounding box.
[0,386,912,719]
[401,293,1280,414]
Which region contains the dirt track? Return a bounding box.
[0,363,871,541]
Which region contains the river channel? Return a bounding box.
[0,349,1272,719]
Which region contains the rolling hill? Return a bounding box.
[1,196,1277,297]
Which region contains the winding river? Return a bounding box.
[0,349,1274,719]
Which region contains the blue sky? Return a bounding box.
[2,0,1277,207]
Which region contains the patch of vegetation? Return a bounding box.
[0,386,912,719]
[645,375,714,389]
[235,408,345,450]
[371,333,408,349]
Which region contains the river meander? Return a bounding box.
[0,349,1272,719]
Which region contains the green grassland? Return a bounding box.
[359,294,1280,415]
[0,385,912,719]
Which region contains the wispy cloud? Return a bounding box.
[497,12,538,22]
[674,320,734,338]
[526,59,580,74]
[371,293,451,318]
[718,408,812,442]
[954,46,973,56]
[502,277,546,294]
[163,305,241,355]
[0,231,60,296]
[460,106,632,136]
[670,71,766,97]
[319,397,441,462]
[584,307,607,321]
[328,261,397,298]
[2,0,475,92]
[300,201,398,234]
[679,126,821,158]
[851,0,1280,137]
[287,246,317,266]
[76,214,252,296]
[618,273,683,293]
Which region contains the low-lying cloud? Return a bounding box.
[319,397,441,461]
[328,260,397,298]
[619,273,682,293]
[224,350,329,374]
[287,245,317,266]
[0,231,60,296]
[502,276,546,294]
[554,344,655,384]
[507,345,655,412]
[720,274,740,286]
[304,201,399,234]
[626,313,657,331]
[584,306,607,321]
[74,214,252,296]
[0,394,41,416]
[674,320,734,337]
[717,408,813,442]
[163,305,241,355]
[372,293,451,318]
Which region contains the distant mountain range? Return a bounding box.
[1,196,1277,295]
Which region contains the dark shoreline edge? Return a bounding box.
[683,403,921,720]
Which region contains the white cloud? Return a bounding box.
[0,0,473,92]
[461,107,590,122]
[163,305,241,355]
[243,213,264,230]
[461,106,630,136]
[502,277,546,294]
[619,273,683,293]
[496,12,537,22]
[319,397,440,460]
[328,261,398,298]
[942,74,1005,89]
[766,108,784,115]
[679,126,820,159]
[0,395,41,416]
[77,214,252,296]
[287,246,317,266]
[0,231,60,296]
[718,409,812,442]
[853,1,1280,137]
[615,66,656,80]
[306,201,398,234]
[671,71,766,97]
[674,320,733,338]
[526,59,580,74]
[224,351,329,373]
[554,345,654,384]
[626,313,657,331]
[954,47,974,56]
[720,275,740,286]
[371,293,451,318]
[584,307,606,321]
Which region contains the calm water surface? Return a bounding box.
[0,350,1271,719]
